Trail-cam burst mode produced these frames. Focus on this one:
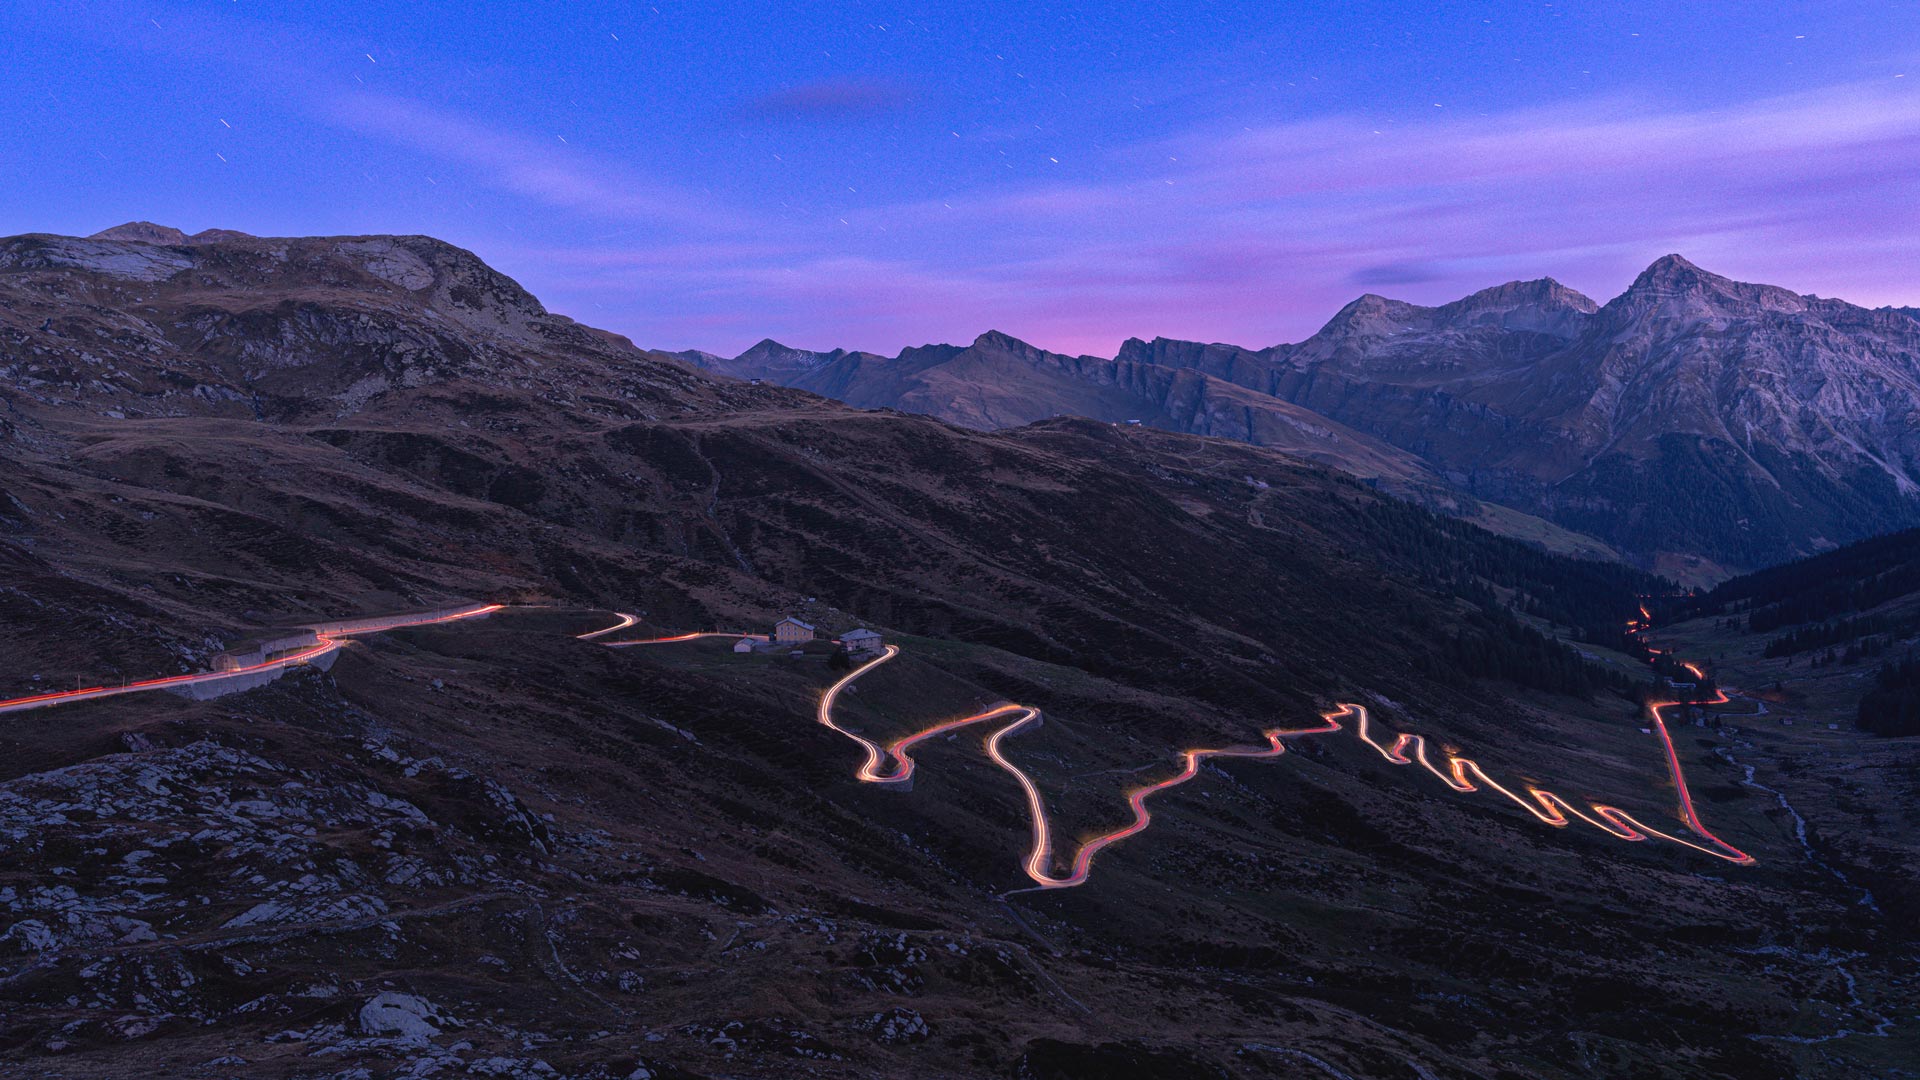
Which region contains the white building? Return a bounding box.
[732,638,755,653]
[842,628,883,656]
[773,617,815,644]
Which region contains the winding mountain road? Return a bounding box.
[748,629,1756,889]
[0,603,502,715]
[9,605,1756,887]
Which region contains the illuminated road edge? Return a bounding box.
[0,603,503,714]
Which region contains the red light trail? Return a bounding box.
[9,605,1754,885]
[809,647,1345,887]
[0,604,502,715]
[574,611,638,639]
[601,631,749,646]
[787,635,1756,889]
[1625,606,1752,862]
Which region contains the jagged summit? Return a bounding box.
[1122,334,1241,352]
[733,337,847,370]
[1309,277,1598,343]
[1335,292,1411,314]
[968,328,1067,358]
[1604,253,1826,324]
[1634,253,1707,285]
[1442,276,1599,315]
[1616,253,1746,302]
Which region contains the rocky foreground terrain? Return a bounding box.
[0,225,1915,1078]
[702,259,1920,581]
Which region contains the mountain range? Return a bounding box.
[687,257,1920,582]
[0,224,1910,1078]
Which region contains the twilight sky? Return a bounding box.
[4,2,1917,356]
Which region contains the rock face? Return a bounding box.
[703,259,1920,575]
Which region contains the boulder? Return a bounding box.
[357,992,450,1043]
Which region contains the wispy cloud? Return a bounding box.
[320,93,731,230]
[1349,261,1446,288]
[660,76,1920,354]
[26,2,739,237]
[14,2,1918,358]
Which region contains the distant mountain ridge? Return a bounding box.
[675,327,1623,560]
[683,330,1452,484]
[688,256,1920,578]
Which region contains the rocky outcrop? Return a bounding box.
[357,992,454,1042]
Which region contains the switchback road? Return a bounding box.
[11,607,1753,886]
[780,634,1755,889]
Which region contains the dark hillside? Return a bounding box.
[0,228,1905,1079]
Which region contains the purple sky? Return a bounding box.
[4,2,1917,356]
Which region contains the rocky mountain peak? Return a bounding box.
[1607,253,1814,324]
[970,329,1040,353]
[188,228,258,243]
[1626,253,1719,294]
[1448,277,1598,315]
[720,338,853,380]
[966,330,1100,369]
[0,226,702,422]
[737,338,832,365]
[740,337,793,357]
[1615,253,1802,308]
[1307,293,1432,345]
[1342,292,1403,314]
[1433,277,1598,337]
[88,221,189,245]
